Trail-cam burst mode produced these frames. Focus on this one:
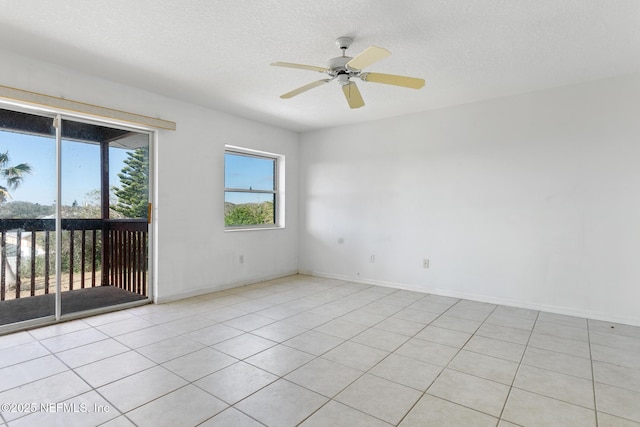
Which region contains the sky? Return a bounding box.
[1,130,275,207]
[0,130,132,206]
[224,153,275,204]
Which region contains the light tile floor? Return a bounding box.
[1,275,639,426]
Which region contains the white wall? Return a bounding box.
[299,72,640,326]
[0,49,299,303]
[3,47,640,325]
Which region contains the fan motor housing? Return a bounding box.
[328,56,352,73]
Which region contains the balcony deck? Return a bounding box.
[0,285,148,325]
[1,218,149,327]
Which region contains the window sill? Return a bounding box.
[224,225,285,232]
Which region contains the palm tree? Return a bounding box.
[0,151,32,202]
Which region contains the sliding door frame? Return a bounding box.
[0,101,155,335]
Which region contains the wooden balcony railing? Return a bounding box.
[108,220,148,296]
[0,218,148,302]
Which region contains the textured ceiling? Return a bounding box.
[1,0,639,132]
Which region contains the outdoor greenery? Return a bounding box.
[0,151,31,203]
[1,143,149,297]
[0,148,148,219]
[0,148,137,288]
[0,201,53,218]
[18,229,102,279]
[113,148,148,219]
[0,199,126,220]
[225,201,275,226]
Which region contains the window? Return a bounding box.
[224,147,282,229]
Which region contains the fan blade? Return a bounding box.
[280,79,331,99]
[342,81,365,109]
[360,72,425,89]
[345,46,391,70]
[271,62,328,73]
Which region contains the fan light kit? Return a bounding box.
[271,37,425,109]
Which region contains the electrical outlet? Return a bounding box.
[239,255,244,264]
[423,258,429,269]
[370,254,375,263]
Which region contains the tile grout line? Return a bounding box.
[4,319,137,426]
[0,291,519,426]
[24,308,258,425]
[394,298,496,425]
[3,277,640,426]
[1,281,423,425]
[176,282,401,426]
[231,286,412,425]
[96,292,290,426]
[108,279,362,424]
[587,319,599,427]
[230,287,439,425]
[121,295,307,425]
[496,308,540,425]
[152,287,498,425]
[53,319,148,427]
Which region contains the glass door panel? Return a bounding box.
[60,119,150,316]
[108,132,150,302]
[0,108,56,326]
[0,107,151,329]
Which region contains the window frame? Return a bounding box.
[224,145,284,231]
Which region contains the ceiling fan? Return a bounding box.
[271,37,425,109]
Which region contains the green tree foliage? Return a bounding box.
[19,229,103,280]
[113,148,148,218]
[225,201,274,226]
[0,201,53,218]
[0,151,32,203]
[82,188,124,219]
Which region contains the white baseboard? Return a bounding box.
[155,270,299,304]
[303,270,640,327]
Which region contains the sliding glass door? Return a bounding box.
[60,118,151,317]
[0,108,56,326]
[0,107,151,330]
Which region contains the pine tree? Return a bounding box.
[113,148,148,218]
